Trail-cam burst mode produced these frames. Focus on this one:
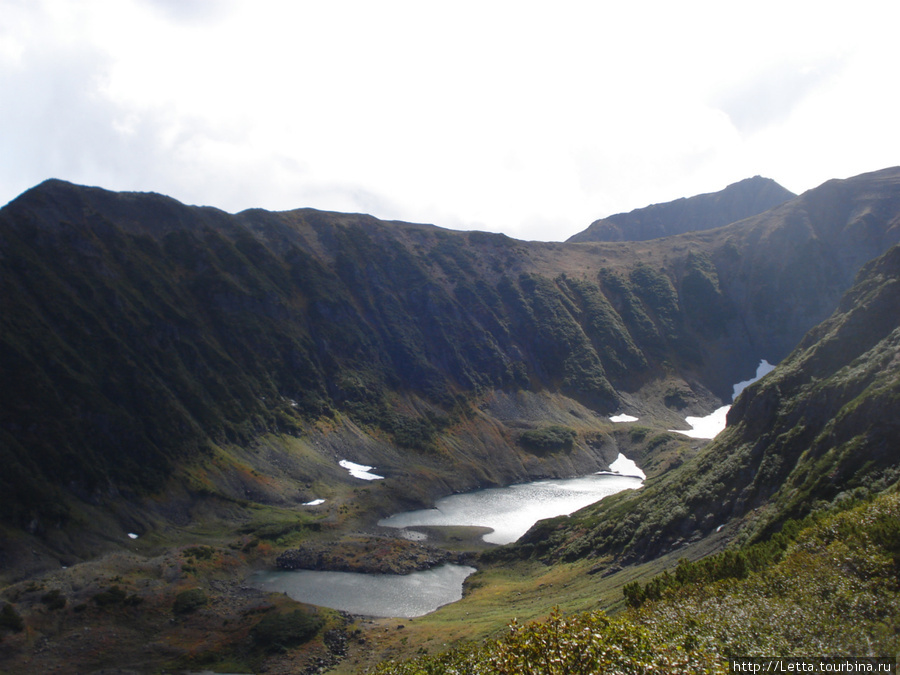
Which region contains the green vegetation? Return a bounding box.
[515,245,900,565]
[91,584,143,608]
[625,491,900,656]
[558,276,647,380]
[375,491,900,673]
[40,589,66,610]
[374,608,725,675]
[4,178,896,532]
[3,172,900,674]
[172,588,208,614]
[519,425,577,453]
[92,585,127,607]
[250,608,323,653]
[680,250,734,338]
[0,603,24,633]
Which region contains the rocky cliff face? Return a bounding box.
[1,169,899,540]
[567,176,796,243]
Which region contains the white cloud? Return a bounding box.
[1,0,898,240]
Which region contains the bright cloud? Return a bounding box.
[2,0,898,240]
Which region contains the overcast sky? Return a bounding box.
[2,0,899,241]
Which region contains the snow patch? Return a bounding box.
[607,453,646,479]
[669,360,776,440]
[670,405,731,439]
[303,499,325,506]
[610,413,639,423]
[732,359,775,400]
[339,460,384,481]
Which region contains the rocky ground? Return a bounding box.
[0,530,410,673]
[276,534,475,574]
[0,523,495,674]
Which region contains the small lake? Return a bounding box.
[379,472,643,545]
[247,563,477,618]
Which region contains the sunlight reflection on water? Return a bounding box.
[379,473,643,545]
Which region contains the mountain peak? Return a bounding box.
[567,176,796,243]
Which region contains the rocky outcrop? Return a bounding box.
[275,536,466,574]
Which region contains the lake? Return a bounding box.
[247,465,643,617]
[247,563,477,618]
[379,471,643,545]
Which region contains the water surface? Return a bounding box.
[379,473,642,545]
[247,564,476,618]
[251,463,643,617]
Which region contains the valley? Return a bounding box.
[1,168,899,673]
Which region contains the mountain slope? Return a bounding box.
[1,169,899,544]
[520,242,900,563]
[567,176,795,243]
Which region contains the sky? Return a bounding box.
[2,0,899,241]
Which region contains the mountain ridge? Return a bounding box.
[3,169,900,672]
[567,175,796,243]
[1,168,899,546]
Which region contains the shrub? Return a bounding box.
[519,425,577,453]
[184,545,215,560]
[0,603,24,632]
[93,585,127,607]
[173,588,208,615]
[41,589,67,610]
[373,608,725,674]
[251,609,323,653]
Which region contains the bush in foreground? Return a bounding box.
[374,608,725,675]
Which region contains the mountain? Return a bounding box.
[3,169,900,673]
[0,168,899,560]
[567,176,796,243]
[520,241,900,563]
